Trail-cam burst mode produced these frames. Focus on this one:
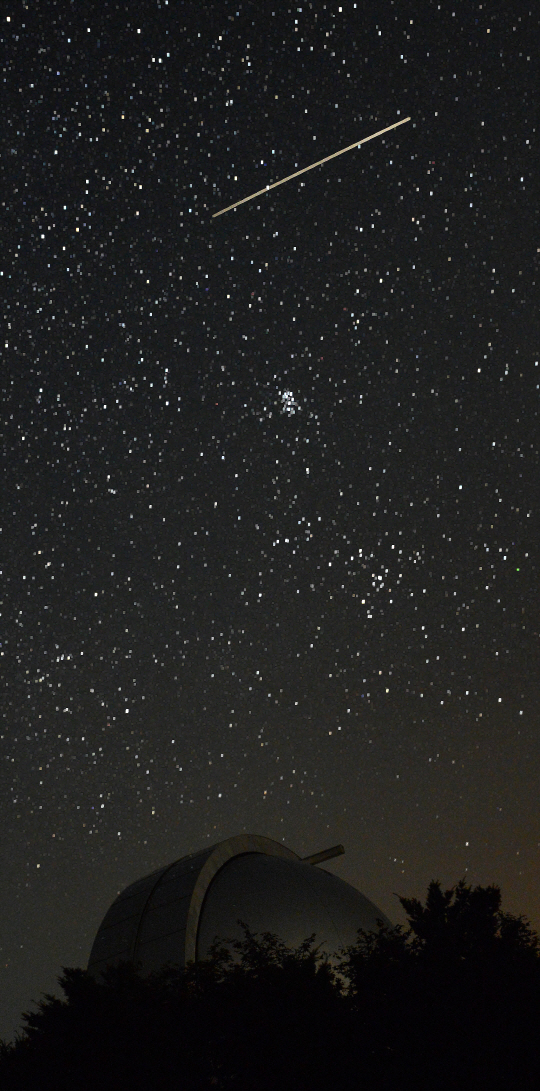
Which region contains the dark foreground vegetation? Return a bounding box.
[1,879,539,1090]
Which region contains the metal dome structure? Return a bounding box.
[88,834,390,979]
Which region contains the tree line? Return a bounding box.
[1,878,539,1090]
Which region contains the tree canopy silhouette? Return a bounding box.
[1,879,539,1091]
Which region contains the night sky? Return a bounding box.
[2,0,538,1043]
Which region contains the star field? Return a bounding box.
[1,0,538,1043]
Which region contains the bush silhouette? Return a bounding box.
[1,880,539,1090]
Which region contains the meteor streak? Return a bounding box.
[212,116,410,218]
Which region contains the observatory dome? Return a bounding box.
[88,834,390,979]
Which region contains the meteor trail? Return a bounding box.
[212,116,410,218]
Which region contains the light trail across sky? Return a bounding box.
[212,116,411,217]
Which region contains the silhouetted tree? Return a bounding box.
[338,879,540,1091]
[0,881,538,1090]
[401,877,539,964]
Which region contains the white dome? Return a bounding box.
[88,835,390,979]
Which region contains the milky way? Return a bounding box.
[1,0,538,1042]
